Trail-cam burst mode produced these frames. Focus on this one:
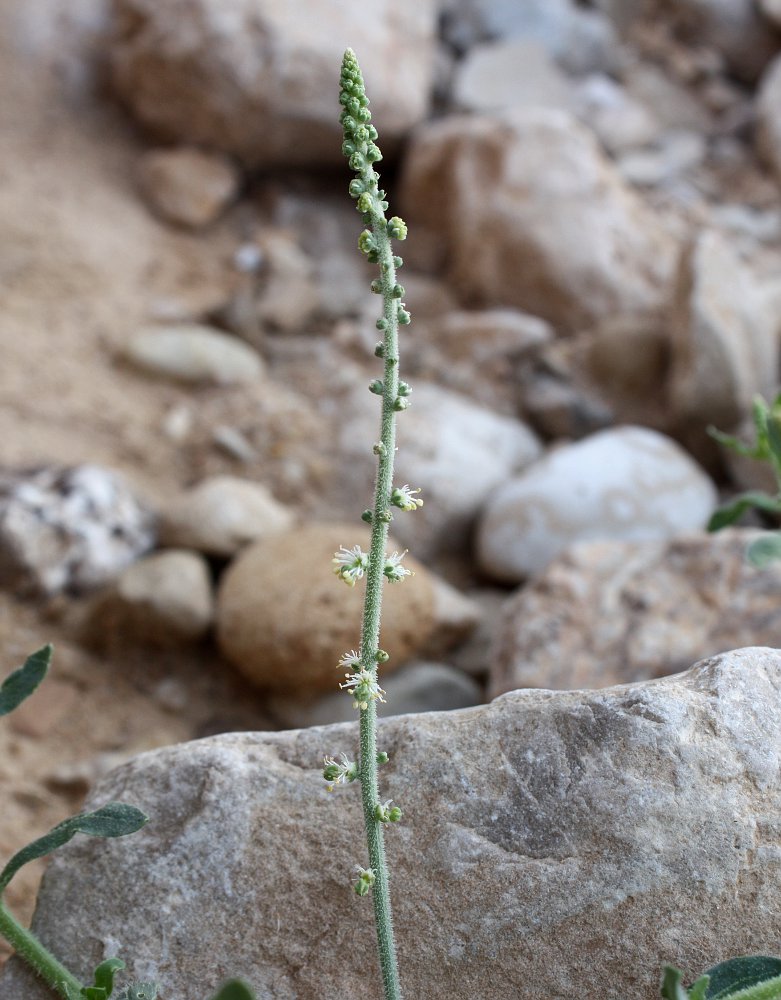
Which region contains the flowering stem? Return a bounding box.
[338,48,408,1000]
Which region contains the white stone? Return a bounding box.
[476,426,717,582]
[5,648,781,999]
[122,324,264,385]
[109,0,438,167]
[574,74,660,155]
[0,466,154,596]
[335,383,542,559]
[86,550,213,647]
[669,229,778,429]
[400,110,677,331]
[159,476,294,557]
[137,147,239,229]
[453,40,573,114]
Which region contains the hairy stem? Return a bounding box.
[0,900,83,998]
[357,217,402,1000]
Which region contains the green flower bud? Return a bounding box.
[397,307,411,325]
[361,509,373,523]
[358,229,375,255]
[392,284,404,298]
[376,317,388,331]
[370,279,382,294]
[397,381,411,397]
[366,143,382,163]
[380,510,393,523]
[373,442,386,456]
[353,867,376,896]
[393,396,410,412]
[393,255,403,268]
[388,806,403,823]
[374,342,385,358]
[387,217,408,240]
[368,379,384,395]
[342,140,355,157]
[375,649,390,663]
[357,192,373,213]
[376,751,389,765]
[349,152,364,171]
[348,178,364,197]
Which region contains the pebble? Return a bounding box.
[137,146,239,229]
[122,324,264,385]
[159,476,294,557]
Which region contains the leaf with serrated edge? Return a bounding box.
[0,803,148,892]
[0,645,52,717]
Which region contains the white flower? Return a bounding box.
[383,550,413,583]
[390,484,423,512]
[322,752,357,791]
[332,545,369,586]
[340,668,386,710]
[337,649,362,671]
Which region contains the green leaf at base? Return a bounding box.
[209,981,257,1000]
[0,645,52,717]
[704,957,781,999]
[0,803,148,893]
[707,492,781,532]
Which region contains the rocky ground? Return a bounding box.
[3,0,781,979]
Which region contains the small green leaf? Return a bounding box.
[81,989,107,1000]
[663,966,692,1000]
[209,981,257,1000]
[708,426,765,461]
[89,958,126,999]
[704,956,781,999]
[747,532,781,568]
[707,492,781,532]
[690,976,711,1000]
[0,803,148,892]
[0,645,52,717]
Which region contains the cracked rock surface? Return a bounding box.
[2,647,781,1000]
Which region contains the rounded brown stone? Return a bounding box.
[216,523,436,692]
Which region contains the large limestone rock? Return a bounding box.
[476,426,717,582]
[108,0,438,167]
[491,530,781,695]
[4,648,781,999]
[400,110,677,330]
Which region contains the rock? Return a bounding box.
[0,466,154,596]
[574,74,660,155]
[476,426,717,582]
[452,40,573,114]
[109,0,438,167]
[137,147,239,228]
[669,230,778,430]
[625,62,711,133]
[616,130,706,187]
[334,383,542,559]
[122,324,264,385]
[421,576,482,656]
[267,661,483,728]
[760,0,781,29]
[412,308,553,413]
[6,648,781,999]
[216,524,438,692]
[159,476,294,557]
[400,110,677,331]
[441,0,621,76]
[757,55,781,185]
[255,230,320,332]
[85,550,213,648]
[491,530,781,695]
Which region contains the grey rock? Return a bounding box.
[109,0,438,167]
[757,54,781,185]
[476,426,717,582]
[491,530,781,695]
[452,39,574,114]
[574,74,660,155]
[268,661,483,728]
[85,549,214,648]
[123,324,264,385]
[159,476,294,557]
[5,648,781,999]
[0,466,154,596]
